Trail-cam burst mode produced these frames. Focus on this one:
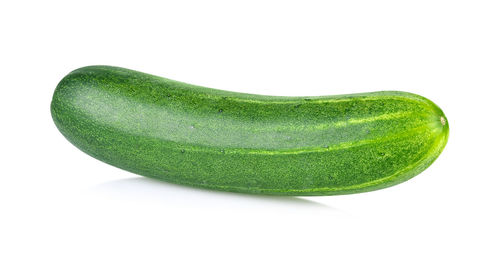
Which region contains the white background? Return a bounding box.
[1,0,499,264]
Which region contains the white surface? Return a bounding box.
[1,1,499,264]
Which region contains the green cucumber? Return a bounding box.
[51,66,449,196]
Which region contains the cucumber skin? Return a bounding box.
[51,66,449,196]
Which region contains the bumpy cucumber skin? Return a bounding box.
[51,66,449,196]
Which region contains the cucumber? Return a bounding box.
[51,66,449,196]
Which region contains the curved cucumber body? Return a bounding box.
[51,66,449,196]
